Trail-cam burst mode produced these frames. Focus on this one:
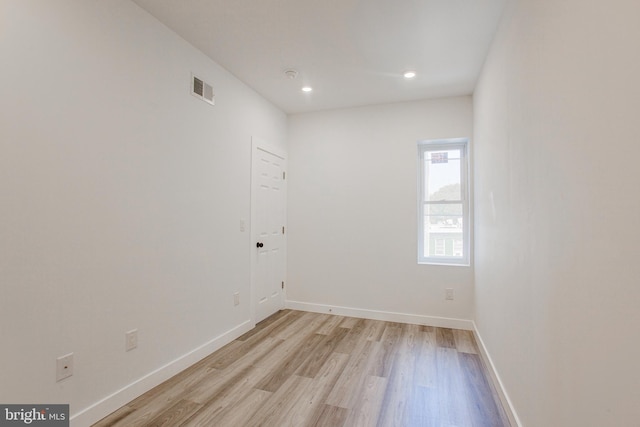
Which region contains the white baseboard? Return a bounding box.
[285,300,474,331]
[472,322,522,427]
[70,319,253,427]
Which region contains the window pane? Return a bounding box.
[417,139,469,265]
[424,149,461,201]
[424,202,463,220]
[423,203,464,258]
[453,240,463,256]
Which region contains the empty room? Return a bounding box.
[1,0,639,426]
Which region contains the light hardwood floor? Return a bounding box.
[93,310,510,426]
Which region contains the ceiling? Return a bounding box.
[132,0,507,114]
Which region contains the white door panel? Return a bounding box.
[252,142,286,323]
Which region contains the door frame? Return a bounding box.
[250,137,287,325]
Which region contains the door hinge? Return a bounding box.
[283,171,286,180]
[282,226,285,234]
[281,281,285,289]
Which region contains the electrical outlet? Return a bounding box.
[125,329,138,352]
[233,292,240,306]
[56,353,73,382]
[445,288,454,301]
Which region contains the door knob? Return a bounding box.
[256,242,264,248]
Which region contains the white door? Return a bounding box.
[251,142,286,323]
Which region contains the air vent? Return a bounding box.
[191,74,215,106]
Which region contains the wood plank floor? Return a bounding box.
[93,310,511,427]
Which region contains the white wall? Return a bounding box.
[0,0,286,423]
[473,0,640,425]
[287,98,474,324]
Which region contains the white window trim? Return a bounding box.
[418,138,470,266]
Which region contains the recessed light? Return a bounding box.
[302,86,313,92]
[403,71,416,79]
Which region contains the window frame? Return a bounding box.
[417,138,470,266]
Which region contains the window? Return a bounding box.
[418,138,470,265]
[453,239,463,257]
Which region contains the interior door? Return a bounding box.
[252,142,286,323]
